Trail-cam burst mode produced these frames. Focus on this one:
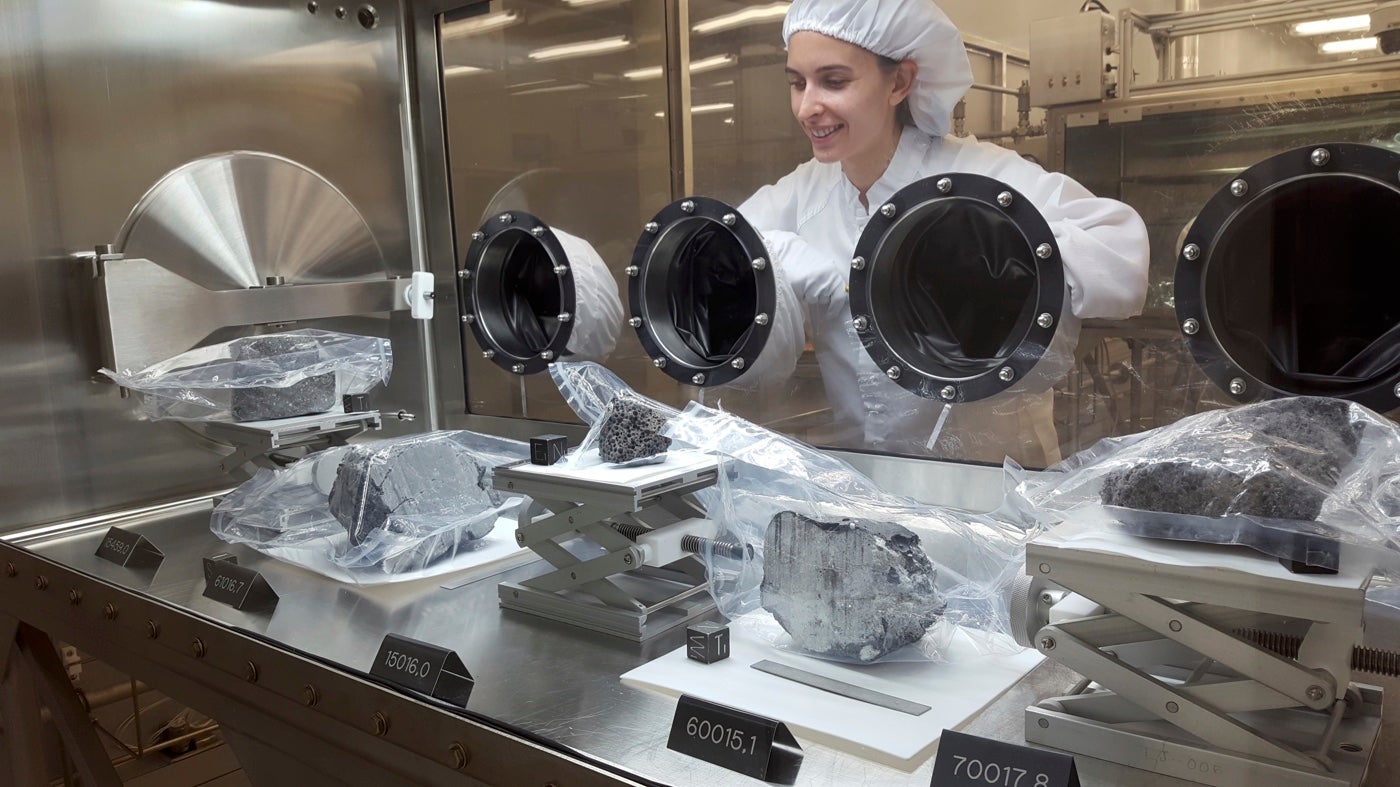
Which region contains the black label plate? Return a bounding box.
[932,730,1079,787]
[201,555,279,613]
[667,695,802,783]
[368,634,475,707]
[95,526,165,570]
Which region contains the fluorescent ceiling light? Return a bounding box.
[442,10,520,38]
[444,65,487,76]
[528,36,631,61]
[1320,36,1378,54]
[562,0,627,5]
[513,83,590,96]
[653,102,735,118]
[1292,15,1370,36]
[623,54,736,80]
[692,3,790,35]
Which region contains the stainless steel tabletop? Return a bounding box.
[11,499,1398,787]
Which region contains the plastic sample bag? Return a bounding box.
[100,329,392,422]
[1009,397,1400,576]
[551,361,1040,663]
[211,430,527,583]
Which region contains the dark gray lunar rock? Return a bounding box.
[1101,397,1363,521]
[598,395,672,465]
[761,512,943,663]
[328,435,503,570]
[230,335,336,422]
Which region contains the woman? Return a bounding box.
[740,0,1150,465]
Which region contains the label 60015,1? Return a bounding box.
[685,716,760,755]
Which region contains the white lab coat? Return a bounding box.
[739,126,1149,465]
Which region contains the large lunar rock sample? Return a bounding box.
[1101,397,1363,522]
[328,435,504,569]
[597,395,672,465]
[230,335,337,422]
[761,512,943,663]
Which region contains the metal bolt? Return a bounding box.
[1183,318,1200,335]
[1039,637,1057,651]
[1229,378,1247,396]
[691,373,707,385]
[1394,383,1400,399]
[879,203,897,218]
[302,685,320,706]
[531,226,546,238]
[628,317,643,328]
[1306,685,1326,701]
[557,312,572,323]
[68,589,82,605]
[997,191,1014,207]
[450,742,471,769]
[103,603,118,620]
[1183,243,1201,261]
[539,350,554,361]
[1037,718,1050,729]
[245,661,259,683]
[372,713,390,736]
[1038,562,1052,574]
[1166,701,1180,713]
[146,620,159,639]
[851,256,866,271]
[645,221,660,234]
[457,269,471,280]
[33,575,47,590]
[1310,147,1331,167]
[625,265,640,277]
[510,363,525,375]
[471,231,484,241]
[4,562,14,577]
[515,531,524,545]
[307,1,318,13]
[852,315,870,332]
[1040,592,1056,604]
[553,265,569,276]
[482,350,495,360]
[653,357,668,369]
[623,553,634,565]
[731,358,746,370]
[754,313,770,326]
[721,213,737,226]
[751,257,767,271]
[498,213,514,224]
[191,638,206,659]
[680,200,695,213]
[998,367,1015,383]
[886,366,902,381]
[1229,179,1249,198]
[1169,620,1183,632]
[1036,243,1053,260]
[334,6,346,20]
[462,313,475,324]
[936,177,953,193]
[940,385,957,401]
[1037,313,1054,329]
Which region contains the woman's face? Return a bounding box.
[785,31,911,166]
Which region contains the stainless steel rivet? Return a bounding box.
[457,269,471,280]
[103,603,118,620]
[751,258,767,271]
[146,620,159,639]
[1393,383,1400,399]
[33,575,47,590]
[191,638,206,659]
[539,350,554,361]
[303,685,320,706]
[680,200,695,213]
[731,358,746,370]
[940,385,957,401]
[996,191,1014,207]
[4,562,14,577]
[936,177,952,193]
[68,589,82,605]
[1166,701,1180,713]
[628,317,643,328]
[1307,685,1326,701]
[372,712,390,736]
[450,742,471,769]
[645,222,659,234]
[1038,562,1052,574]
[462,314,475,324]
[851,256,866,271]
[853,316,870,332]
[1035,243,1053,260]
[1040,637,1057,651]
[245,661,259,683]
[1183,243,1201,261]
[625,266,639,277]
[553,265,569,276]
[483,350,495,359]
[721,213,736,226]
[754,313,770,326]
[691,373,707,385]
[886,366,902,380]
[1229,179,1249,198]
[1037,313,1054,329]
[879,203,897,218]
[530,226,546,238]
[1183,318,1200,335]
[471,231,484,241]
[498,213,514,224]
[1169,620,1183,632]
[557,312,572,323]
[511,363,525,375]
[1229,378,1247,396]
[653,357,667,369]
[1037,718,1050,729]
[998,367,1015,383]
[1310,147,1331,167]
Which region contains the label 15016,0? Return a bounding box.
[383,650,433,679]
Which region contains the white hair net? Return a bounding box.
[783,0,974,137]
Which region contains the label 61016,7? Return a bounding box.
[953,755,1049,787]
[686,716,759,755]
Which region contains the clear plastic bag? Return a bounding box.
[100,329,392,422]
[1008,397,1400,576]
[551,360,1039,663]
[210,430,527,583]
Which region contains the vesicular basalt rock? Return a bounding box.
[230,335,337,422]
[597,395,671,465]
[328,434,503,571]
[761,512,943,663]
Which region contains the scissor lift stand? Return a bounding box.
[493,450,721,642]
[200,408,383,478]
[1023,518,1382,787]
